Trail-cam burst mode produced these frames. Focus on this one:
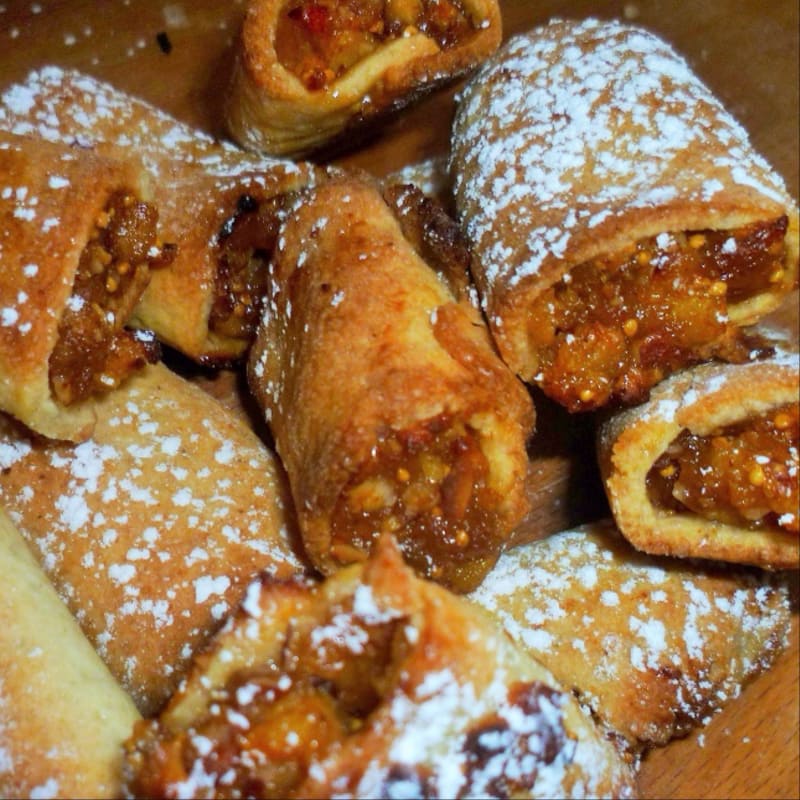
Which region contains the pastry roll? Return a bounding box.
[468,521,793,756]
[0,507,141,799]
[597,349,799,569]
[0,362,306,716]
[450,17,799,412]
[121,535,636,799]
[224,0,502,158]
[248,177,535,592]
[0,130,168,442]
[0,66,322,363]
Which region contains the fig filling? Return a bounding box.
[125,599,412,799]
[276,0,478,91]
[647,403,799,533]
[123,588,567,799]
[210,193,287,344]
[527,217,790,412]
[330,416,502,592]
[49,190,175,407]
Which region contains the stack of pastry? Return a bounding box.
[0,6,797,800]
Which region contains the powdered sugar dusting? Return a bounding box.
[469,522,792,750]
[451,17,794,312]
[0,65,310,183]
[0,366,303,713]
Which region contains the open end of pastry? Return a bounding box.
[121,543,586,800]
[330,414,504,592]
[48,190,175,407]
[210,193,289,345]
[526,216,791,411]
[646,402,799,534]
[126,599,412,798]
[122,582,411,798]
[275,0,481,91]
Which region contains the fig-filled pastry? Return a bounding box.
[121,535,636,799]
[225,0,503,157]
[450,17,799,412]
[0,362,306,716]
[597,347,799,569]
[248,176,535,592]
[469,521,794,756]
[0,66,323,364]
[0,130,170,442]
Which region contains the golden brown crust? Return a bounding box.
[247,176,534,591]
[224,0,502,158]
[0,131,152,442]
[451,18,799,389]
[0,67,322,363]
[0,362,306,715]
[597,350,799,569]
[122,535,636,799]
[469,521,793,755]
[0,508,141,799]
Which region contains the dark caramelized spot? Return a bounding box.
[462,682,570,798]
[528,217,791,412]
[381,764,435,798]
[275,0,478,91]
[647,402,799,533]
[330,415,502,592]
[384,182,472,299]
[210,193,290,344]
[48,190,173,406]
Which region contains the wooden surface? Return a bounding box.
[0,2,797,798]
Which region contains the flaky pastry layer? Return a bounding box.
[597,350,799,568]
[225,0,502,157]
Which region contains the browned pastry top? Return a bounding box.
[451,17,798,323]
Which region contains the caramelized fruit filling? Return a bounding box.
[330,416,502,592]
[527,217,789,411]
[276,0,476,91]
[123,589,566,800]
[210,193,287,344]
[49,190,174,406]
[125,599,411,799]
[647,403,799,533]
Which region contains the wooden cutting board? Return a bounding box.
[0,1,797,798]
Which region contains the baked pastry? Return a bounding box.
[450,17,799,412]
[468,520,794,756]
[0,66,322,363]
[0,507,141,799]
[247,176,534,592]
[385,154,454,212]
[0,130,168,442]
[597,348,799,569]
[0,362,306,716]
[121,535,636,799]
[224,0,502,158]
